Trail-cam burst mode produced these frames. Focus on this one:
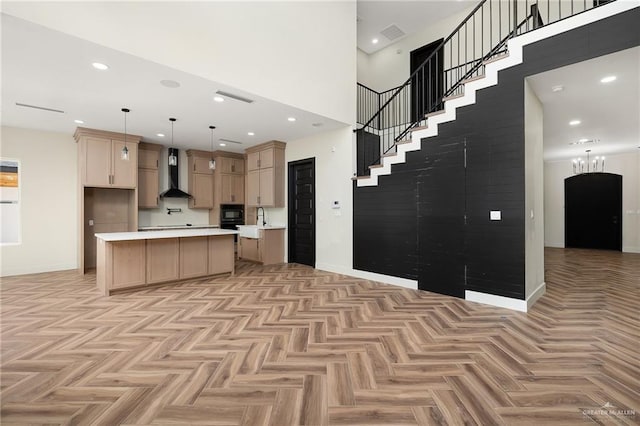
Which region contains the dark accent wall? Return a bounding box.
[353,7,640,300]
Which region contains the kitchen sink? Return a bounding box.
[236,225,260,239]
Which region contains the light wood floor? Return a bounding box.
[1,248,638,425]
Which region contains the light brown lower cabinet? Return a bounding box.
[209,235,235,275]
[239,237,260,263]
[179,237,209,279]
[110,240,146,289]
[96,234,235,295]
[238,228,284,265]
[146,238,179,284]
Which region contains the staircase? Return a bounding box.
[355,0,633,187]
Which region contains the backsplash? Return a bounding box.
[138,197,211,228]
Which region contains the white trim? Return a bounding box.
[465,281,547,312]
[527,281,546,310]
[465,290,528,312]
[357,0,639,187]
[544,242,564,249]
[315,262,418,290]
[623,246,640,254]
[1,263,78,278]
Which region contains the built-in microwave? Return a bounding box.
[220,205,244,227]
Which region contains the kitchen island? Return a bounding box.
[95,228,238,295]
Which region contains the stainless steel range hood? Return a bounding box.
[159,148,191,199]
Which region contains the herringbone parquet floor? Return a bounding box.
[1,248,638,425]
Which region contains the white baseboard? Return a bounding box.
[0,262,78,278]
[623,246,640,254]
[544,242,564,249]
[466,281,546,312]
[315,262,418,290]
[465,290,528,312]
[527,282,546,310]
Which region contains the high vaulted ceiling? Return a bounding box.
[357,1,477,54]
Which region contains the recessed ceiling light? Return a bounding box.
[579,138,589,143]
[569,120,581,126]
[600,75,617,83]
[156,133,165,137]
[247,132,255,136]
[372,38,379,44]
[213,96,225,102]
[312,122,323,127]
[74,119,84,124]
[287,117,296,122]
[219,143,227,146]
[92,62,109,70]
[160,79,180,88]
[551,85,564,92]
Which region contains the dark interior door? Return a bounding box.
[565,173,622,251]
[288,158,316,266]
[410,38,444,123]
[417,137,466,298]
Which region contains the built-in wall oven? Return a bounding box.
[220,205,244,255]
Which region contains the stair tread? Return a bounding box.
[461,74,485,84]
[483,52,509,65]
[369,164,384,169]
[351,175,372,181]
[383,152,398,158]
[425,109,446,118]
[395,139,412,145]
[443,93,464,102]
[411,125,428,132]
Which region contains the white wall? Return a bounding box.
[138,149,210,227]
[0,126,78,276]
[357,4,475,92]
[2,1,357,126]
[524,80,545,300]
[266,126,354,271]
[544,151,640,253]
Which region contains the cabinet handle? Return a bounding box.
[231,164,235,173]
[156,159,158,168]
[193,164,196,171]
[156,197,158,205]
[257,195,260,205]
[257,159,261,168]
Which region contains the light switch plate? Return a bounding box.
[490,211,501,221]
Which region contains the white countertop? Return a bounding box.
[96,228,239,242]
[138,224,219,231]
[236,224,286,230]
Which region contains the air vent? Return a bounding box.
[215,90,254,104]
[569,139,598,145]
[380,24,406,41]
[218,138,243,145]
[15,102,64,113]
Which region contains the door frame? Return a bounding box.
[287,157,316,266]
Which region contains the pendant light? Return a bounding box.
[209,125,216,170]
[168,118,178,166]
[121,108,130,161]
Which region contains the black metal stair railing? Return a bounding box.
[356,0,614,177]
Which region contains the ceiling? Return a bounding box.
[357,1,476,54]
[1,14,345,153]
[527,46,640,161]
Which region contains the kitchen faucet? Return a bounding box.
[256,207,266,226]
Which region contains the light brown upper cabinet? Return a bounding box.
[214,151,245,206]
[219,156,245,175]
[75,127,141,188]
[138,142,162,209]
[245,141,286,207]
[186,150,214,209]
